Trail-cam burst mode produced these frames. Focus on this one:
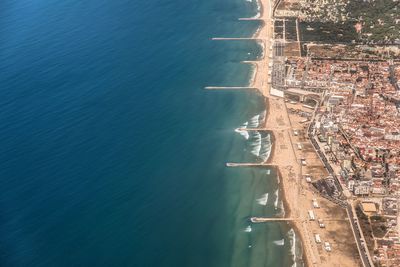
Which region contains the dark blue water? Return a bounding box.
[0,1,299,266]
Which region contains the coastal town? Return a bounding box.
[268,0,400,266]
[212,0,400,266]
[91,0,400,265]
[277,57,400,267]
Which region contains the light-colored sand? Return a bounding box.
[285,102,362,267]
[252,1,361,266]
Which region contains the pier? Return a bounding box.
[237,128,272,131]
[211,37,264,41]
[238,18,264,21]
[250,217,295,223]
[250,217,349,223]
[226,162,275,167]
[204,86,258,90]
[237,127,289,131]
[241,61,257,64]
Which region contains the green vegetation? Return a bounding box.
[372,224,387,238]
[300,21,358,43]
[348,0,400,43]
[356,205,375,255]
[299,0,400,44]
[370,215,388,238]
[370,215,386,223]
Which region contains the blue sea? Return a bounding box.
[0,0,303,266]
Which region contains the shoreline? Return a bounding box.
[248,0,311,265]
[245,0,362,266]
[264,98,274,165]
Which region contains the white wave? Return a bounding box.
[288,228,298,267]
[246,112,272,159]
[258,134,271,161]
[256,0,261,10]
[250,131,262,156]
[251,0,261,18]
[258,110,267,124]
[274,189,279,210]
[235,121,249,139]
[266,169,270,175]
[244,225,252,232]
[279,201,286,217]
[251,12,260,19]
[258,40,265,59]
[257,193,269,206]
[245,0,252,2]
[248,64,257,87]
[235,128,249,140]
[273,239,285,246]
[253,26,261,38]
[248,114,260,128]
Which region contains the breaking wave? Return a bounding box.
[248,64,257,87]
[235,122,249,140]
[258,133,271,161]
[288,228,298,267]
[236,111,272,161]
[273,239,285,246]
[257,193,269,206]
[251,0,261,18]
[248,114,260,128]
[274,189,279,210]
[250,131,262,157]
[258,110,266,124]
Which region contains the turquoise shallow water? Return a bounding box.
[0,0,302,266]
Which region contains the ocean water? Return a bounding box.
[0,0,300,266]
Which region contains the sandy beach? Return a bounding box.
[249,0,313,264]
[251,0,361,266]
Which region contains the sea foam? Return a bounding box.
[250,131,262,157]
[251,0,261,18]
[273,239,285,246]
[274,189,279,210]
[257,193,269,206]
[288,228,298,267]
[235,122,249,140]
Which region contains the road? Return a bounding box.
[307,103,374,267]
[347,204,373,267]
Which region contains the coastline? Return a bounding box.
[248,0,311,265]
[267,124,309,267]
[264,98,274,165]
[243,0,364,265]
